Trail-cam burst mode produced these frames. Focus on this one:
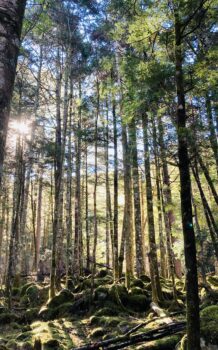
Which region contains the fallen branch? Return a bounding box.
[72,321,186,350]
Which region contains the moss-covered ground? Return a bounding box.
[0,271,217,349]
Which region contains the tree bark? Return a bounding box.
[112,94,119,281]
[0,0,26,187]
[174,7,200,348]
[142,113,162,303]
[129,118,145,277]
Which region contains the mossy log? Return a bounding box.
[72,321,185,350]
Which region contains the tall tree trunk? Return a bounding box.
[197,153,218,205]
[66,82,73,284]
[192,198,206,284]
[142,113,162,303]
[206,94,218,176]
[35,165,43,271]
[152,118,166,278]
[92,79,99,275]
[0,0,26,187]
[50,49,63,298]
[74,83,82,276]
[85,143,90,271]
[6,136,24,308]
[174,8,200,348]
[192,165,218,259]
[129,118,145,277]
[105,99,113,268]
[112,95,119,280]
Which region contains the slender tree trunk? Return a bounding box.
[197,153,218,205]
[92,80,99,275]
[105,100,112,268]
[192,165,218,259]
[174,9,200,348]
[112,95,119,280]
[0,0,27,187]
[152,118,166,278]
[206,94,218,176]
[50,49,63,298]
[66,82,73,284]
[74,83,82,276]
[6,137,24,308]
[129,118,145,277]
[192,198,206,284]
[142,113,162,303]
[85,143,90,271]
[35,166,43,271]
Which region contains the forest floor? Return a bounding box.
[0,271,218,350]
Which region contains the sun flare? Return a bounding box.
[11,120,30,135]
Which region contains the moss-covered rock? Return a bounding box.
[38,306,56,321]
[130,279,145,289]
[201,305,218,345]
[109,284,128,305]
[201,289,218,309]
[130,287,144,295]
[20,283,35,297]
[25,308,39,323]
[94,285,110,302]
[126,294,150,312]
[0,312,19,325]
[47,289,74,309]
[25,285,40,306]
[94,307,119,317]
[90,327,105,338]
[140,275,151,283]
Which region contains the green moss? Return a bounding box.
[109,284,128,305]
[0,312,19,325]
[20,294,29,307]
[25,308,39,323]
[126,294,150,312]
[20,283,35,297]
[207,275,218,287]
[38,306,57,321]
[11,322,21,330]
[6,340,18,350]
[94,307,119,317]
[137,335,181,349]
[89,315,100,325]
[16,331,32,341]
[130,278,145,289]
[201,305,218,344]
[90,327,105,338]
[94,285,110,302]
[130,287,144,295]
[47,289,74,309]
[201,289,218,309]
